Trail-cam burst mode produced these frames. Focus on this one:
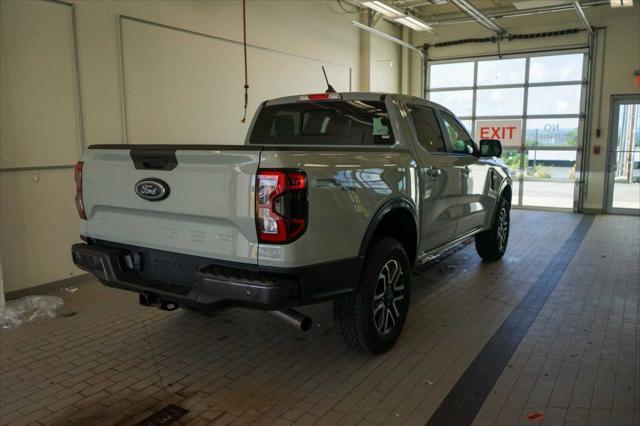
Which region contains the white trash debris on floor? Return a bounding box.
[0,295,64,329]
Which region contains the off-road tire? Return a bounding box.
[333,238,411,354]
[475,196,510,261]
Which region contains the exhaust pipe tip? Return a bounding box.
[270,309,312,332]
[299,316,312,332]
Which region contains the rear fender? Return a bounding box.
[355,198,419,284]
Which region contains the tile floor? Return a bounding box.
[0,211,638,426]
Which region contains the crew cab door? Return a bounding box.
[438,112,491,236]
[405,103,460,252]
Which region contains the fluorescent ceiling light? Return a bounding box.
[610,0,633,6]
[361,1,404,18]
[395,16,433,31]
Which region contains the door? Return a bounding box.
[439,111,492,235]
[606,95,640,214]
[405,103,461,252]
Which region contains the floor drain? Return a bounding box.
[134,404,188,425]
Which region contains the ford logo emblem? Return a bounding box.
[134,178,170,201]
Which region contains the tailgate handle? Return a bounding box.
[130,149,178,171]
[142,157,168,169]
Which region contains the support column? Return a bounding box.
[358,9,372,91]
[400,26,410,95]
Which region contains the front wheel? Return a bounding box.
[333,238,411,354]
[475,196,510,261]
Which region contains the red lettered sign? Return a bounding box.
[475,120,522,148]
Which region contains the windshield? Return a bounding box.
[249,100,395,146]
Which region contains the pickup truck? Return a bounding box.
[71,92,512,354]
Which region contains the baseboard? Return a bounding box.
[582,208,604,215]
[5,273,94,301]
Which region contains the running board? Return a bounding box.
[416,227,483,265]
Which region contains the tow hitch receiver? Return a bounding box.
[139,294,179,311]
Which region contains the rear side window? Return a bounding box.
[249,100,394,145]
[407,105,446,153]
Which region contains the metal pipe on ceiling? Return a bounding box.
[573,1,595,36]
[351,20,426,93]
[423,0,609,25]
[448,0,507,33]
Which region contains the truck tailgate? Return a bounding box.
[82,146,261,264]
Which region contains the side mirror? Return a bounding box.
[479,139,502,158]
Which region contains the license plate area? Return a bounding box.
[139,250,204,288]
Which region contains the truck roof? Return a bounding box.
[265,92,443,109]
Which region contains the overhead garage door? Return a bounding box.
[426,52,587,211]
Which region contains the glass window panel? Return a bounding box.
[527,85,581,115]
[503,149,524,180]
[477,58,526,86]
[441,112,476,155]
[407,105,446,153]
[612,151,640,209]
[615,104,640,151]
[522,148,577,208]
[529,54,584,83]
[522,181,575,208]
[525,118,580,148]
[429,90,473,116]
[429,62,474,88]
[476,88,524,116]
[460,120,472,134]
[524,149,576,181]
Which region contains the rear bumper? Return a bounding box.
[71,241,359,311]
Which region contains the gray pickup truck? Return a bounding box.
[71,92,511,354]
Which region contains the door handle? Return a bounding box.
[426,166,441,178]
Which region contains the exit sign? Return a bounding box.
[475,119,522,148]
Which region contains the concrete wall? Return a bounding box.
[410,5,640,211]
[0,0,389,293]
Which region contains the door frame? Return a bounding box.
[604,94,640,215]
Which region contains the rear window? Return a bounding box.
[249,100,395,145]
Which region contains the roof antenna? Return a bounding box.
[322,66,336,93]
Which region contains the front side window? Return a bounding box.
[249,100,394,145]
[407,105,446,153]
[442,113,477,155]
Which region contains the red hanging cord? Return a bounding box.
[241,0,249,123]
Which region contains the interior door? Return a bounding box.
[439,111,491,235]
[405,103,460,252]
[606,95,640,214]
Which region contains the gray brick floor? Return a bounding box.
[0,211,638,425]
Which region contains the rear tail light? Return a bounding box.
[74,161,87,220]
[256,170,308,244]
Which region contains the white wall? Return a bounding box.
[0,0,373,293]
[370,19,402,93]
[410,5,640,211]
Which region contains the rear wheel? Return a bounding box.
[333,238,411,354]
[475,196,510,261]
